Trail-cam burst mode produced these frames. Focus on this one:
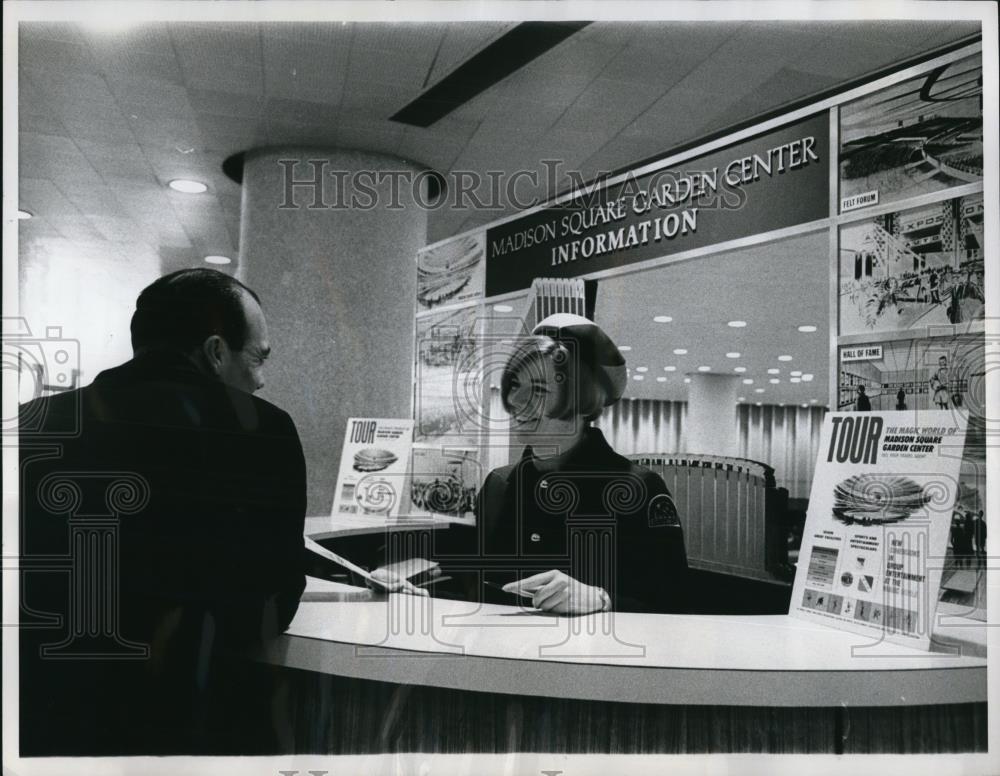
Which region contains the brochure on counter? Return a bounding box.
[790,410,968,651]
[331,418,414,519]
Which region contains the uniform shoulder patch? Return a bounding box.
[648,492,681,527]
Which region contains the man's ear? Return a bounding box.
[201,335,228,376]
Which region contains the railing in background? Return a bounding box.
[629,453,790,583]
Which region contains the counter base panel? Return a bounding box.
[262,663,986,754]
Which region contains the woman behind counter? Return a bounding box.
[463,313,690,615]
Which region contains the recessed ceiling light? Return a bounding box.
[168,179,208,194]
[801,403,809,408]
[755,388,765,393]
[673,348,687,355]
[733,366,747,373]
[683,377,691,384]
[493,304,513,313]
[726,352,741,359]
[790,370,802,377]
[656,376,667,383]
[633,375,644,381]
[769,378,780,384]
[767,368,780,375]
[797,325,817,333]
[742,378,754,385]
[619,346,632,352]
[756,401,763,406]
[204,255,231,265]
[17,209,33,219]
[663,365,676,372]
[635,366,648,373]
[778,355,793,362]
[737,396,745,401]
[698,366,711,372]
[810,399,818,403]
[727,320,747,328]
[653,315,673,323]
[790,377,801,383]
[802,374,814,382]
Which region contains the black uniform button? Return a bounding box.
[530,532,542,542]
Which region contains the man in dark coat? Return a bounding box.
[18,269,306,755]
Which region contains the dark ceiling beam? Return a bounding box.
[391,21,591,127]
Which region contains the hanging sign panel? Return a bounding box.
[485,111,830,296]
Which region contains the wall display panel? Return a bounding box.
[838,192,985,335]
[836,333,985,439]
[408,445,481,523]
[416,232,486,312]
[413,304,484,444]
[839,53,983,214]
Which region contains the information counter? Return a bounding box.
[252,552,987,754]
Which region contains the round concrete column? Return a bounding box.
[686,373,741,456]
[239,148,427,513]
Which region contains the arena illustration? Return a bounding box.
[839,193,984,334]
[840,54,982,206]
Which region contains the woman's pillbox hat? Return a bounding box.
[532,313,627,405]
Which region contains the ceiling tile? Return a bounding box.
[257,22,352,49]
[51,214,107,243]
[195,114,262,152]
[88,215,145,243]
[107,77,195,117]
[170,23,262,68]
[334,120,404,155]
[18,36,99,73]
[627,22,737,58]
[19,178,81,218]
[93,49,183,85]
[187,88,265,118]
[352,23,446,64]
[20,131,94,175]
[180,61,264,96]
[262,36,349,103]
[61,185,122,217]
[18,22,87,45]
[128,116,204,149]
[60,114,136,145]
[496,69,594,107]
[262,118,338,147]
[339,82,416,118]
[264,97,340,126]
[531,38,623,83]
[19,113,67,136]
[23,68,118,112]
[84,24,176,57]
[484,95,567,130]
[17,218,64,239]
